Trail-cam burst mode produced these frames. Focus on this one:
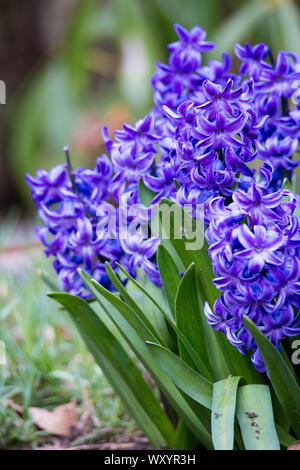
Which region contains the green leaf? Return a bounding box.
[282,176,296,193]
[158,198,218,306]
[174,178,181,191]
[157,244,181,318]
[244,316,300,437]
[47,292,174,448]
[116,262,213,380]
[173,420,198,451]
[79,271,213,449]
[275,1,300,56]
[157,199,229,378]
[212,376,241,450]
[275,424,296,449]
[209,0,272,58]
[104,262,164,345]
[175,264,211,373]
[146,342,213,410]
[38,270,61,292]
[152,0,221,32]
[158,199,260,384]
[138,178,156,206]
[236,385,280,450]
[140,272,176,348]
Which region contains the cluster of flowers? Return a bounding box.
[27,23,300,369]
[26,147,161,298]
[205,164,300,371]
[148,26,300,210]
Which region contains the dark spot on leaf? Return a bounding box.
[245,412,258,419]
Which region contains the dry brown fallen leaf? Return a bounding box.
[29,400,78,436]
[288,440,300,451]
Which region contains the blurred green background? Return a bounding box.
[1,0,300,212]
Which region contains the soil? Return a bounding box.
[31,432,153,451]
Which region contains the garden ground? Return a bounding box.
[0,215,152,450]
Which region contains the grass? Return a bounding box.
[0,243,134,449]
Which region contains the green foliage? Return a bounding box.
[48,291,174,449]
[244,316,300,437]
[0,406,37,449]
[212,377,241,450]
[236,385,280,450]
[6,0,300,449]
[45,195,300,450]
[0,255,133,449]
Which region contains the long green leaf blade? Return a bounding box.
[47,292,173,448]
[210,0,272,58]
[176,263,211,372]
[158,198,218,306]
[157,244,181,318]
[147,342,213,410]
[276,1,300,56]
[157,199,233,379]
[236,384,280,450]
[212,376,241,450]
[275,424,296,449]
[79,272,213,448]
[104,262,164,345]
[116,262,213,380]
[244,316,300,437]
[138,178,156,206]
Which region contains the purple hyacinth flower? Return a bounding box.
[257,135,299,170]
[256,51,300,98]
[204,299,244,353]
[163,100,199,134]
[102,124,156,185]
[55,253,86,297]
[78,155,113,203]
[168,24,215,73]
[234,42,270,81]
[251,348,266,373]
[39,197,85,231]
[114,115,160,154]
[25,165,69,204]
[277,109,300,138]
[36,226,68,257]
[143,158,177,204]
[232,183,284,224]
[200,52,232,82]
[235,224,287,273]
[197,78,247,119]
[120,232,161,285]
[261,305,300,344]
[268,258,300,310]
[68,218,107,271]
[196,110,247,149]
